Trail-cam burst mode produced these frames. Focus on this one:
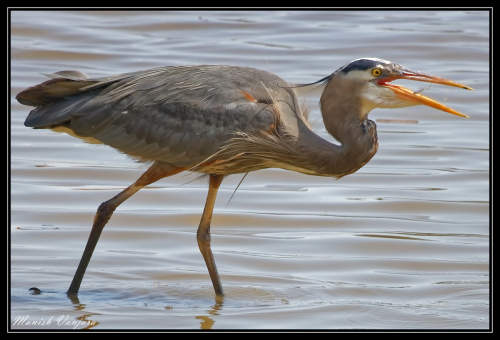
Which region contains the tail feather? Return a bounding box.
[18,69,140,129]
[16,70,98,107]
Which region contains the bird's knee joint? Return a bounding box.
[95,202,116,223]
[197,228,211,243]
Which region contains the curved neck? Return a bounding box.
[294,77,379,178]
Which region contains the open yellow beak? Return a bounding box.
[380,71,474,118]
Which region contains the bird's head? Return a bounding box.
[329,57,473,118]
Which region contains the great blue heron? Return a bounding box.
[16,58,472,297]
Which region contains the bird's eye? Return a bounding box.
[372,68,382,77]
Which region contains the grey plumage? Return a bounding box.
[21,65,313,172]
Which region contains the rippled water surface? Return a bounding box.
[10,10,489,330]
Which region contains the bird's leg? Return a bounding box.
[67,161,185,295]
[197,174,225,297]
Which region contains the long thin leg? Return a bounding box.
[197,174,225,296]
[67,162,185,295]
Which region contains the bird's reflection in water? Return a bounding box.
[76,314,100,329]
[195,300,223,330]
[67,294,100,329]
[67,293,83,310]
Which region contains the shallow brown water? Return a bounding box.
[11,10,489,330]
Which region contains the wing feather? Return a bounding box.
[19,65,300,168]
